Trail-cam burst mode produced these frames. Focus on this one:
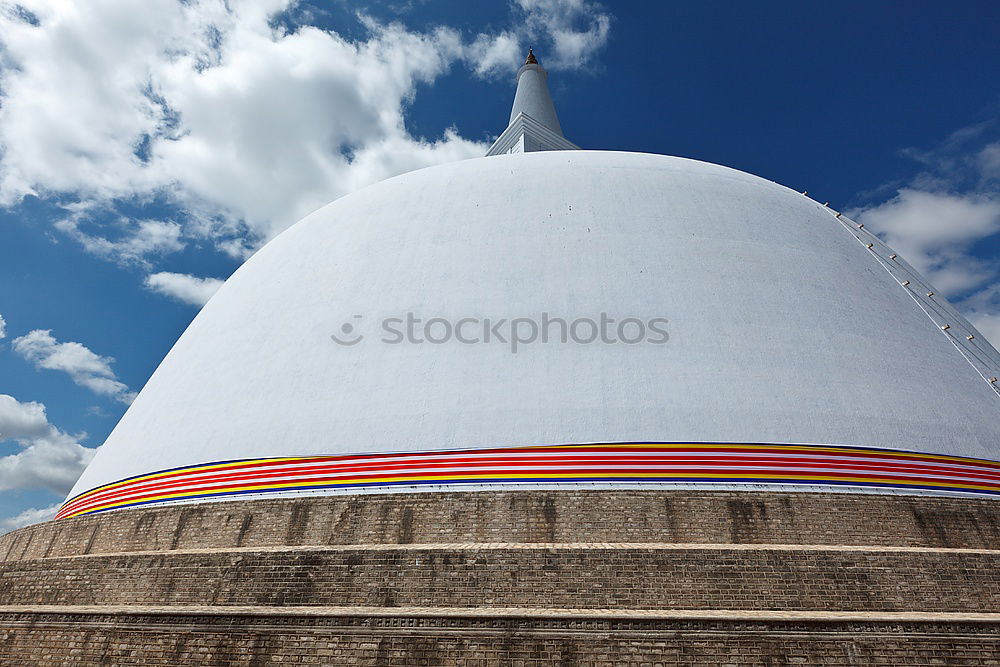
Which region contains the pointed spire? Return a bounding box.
[485,50,579,157]
[509,50,562,135]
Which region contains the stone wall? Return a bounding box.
[3,490,1000,665]
[1,544,999,611]
[2,610,999,666]
[4,489,1000,562]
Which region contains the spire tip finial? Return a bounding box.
[525,48,538,65]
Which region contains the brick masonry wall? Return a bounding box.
[4,490,1000,665]
[3,489,1000,561]
[1,611,999,666]
[1,545,998,612]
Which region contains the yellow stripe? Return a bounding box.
[66,456,309,503]
[64,442,1000,507]
[62,470,1000,518]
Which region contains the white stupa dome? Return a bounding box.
[58,55,1000,520]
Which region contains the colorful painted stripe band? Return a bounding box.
[56,442,1000,519]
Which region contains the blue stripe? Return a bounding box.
[68,475,1000,517]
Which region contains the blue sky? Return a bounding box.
[0,0,998,531]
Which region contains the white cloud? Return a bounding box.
[0,394,52,441]
[465,0,612,76]
[967,312,1000,349]
[0,504,60,533]
[858,190,1000,251]
[516,0,611,70]
[955,282,1000,348]
[852,121,1000,349]
[979,143,1000,181]
[54,215,185,268]
[0,313,6,339]
[145,271,224,306]
[0,1,479,253]
[467,32,523,78]
[12,330,136,404]
[0,439,93,494]
[854,189,1000,295]
[0,394,95,496]
[0,0,611,265]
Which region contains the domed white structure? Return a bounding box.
[57,53,1000,520]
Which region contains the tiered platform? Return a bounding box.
[2,490,999,665]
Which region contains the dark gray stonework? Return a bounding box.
[2,490,1000,665]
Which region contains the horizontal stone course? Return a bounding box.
[1,608,999,666]
[3,489,1000,562]
[1,544,998,612]
[4,490,1000,664]
[5,603,1000,622]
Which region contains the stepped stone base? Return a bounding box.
[3,607,1000,666]
[2,490,1000,665]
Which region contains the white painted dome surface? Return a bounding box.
[60,151,1000,518]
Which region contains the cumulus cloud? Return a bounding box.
[0,394,52,441]
[0,0,482,254]
[852,122,1000,348]
[145,271,224,306]
[55,215,185,268]
[967,312,1000,349]
[0,0,611,266]
[854,190,1000,294]
[516,0,611,70]
[12,330,136,404]
[0,439,93,494]
[979,143,1000,181]
[465,0,612,76]
[467,31,523,78]
[0,504,60,533]
[957,282,1000,349]
[0,394,95,496]
[0,313,6,339]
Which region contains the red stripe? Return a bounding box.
[60,453,1000,516]
[59,444,1000,519]
[66,444,1000,503]
[60,462,1000,517]
[65,466,1000,510]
